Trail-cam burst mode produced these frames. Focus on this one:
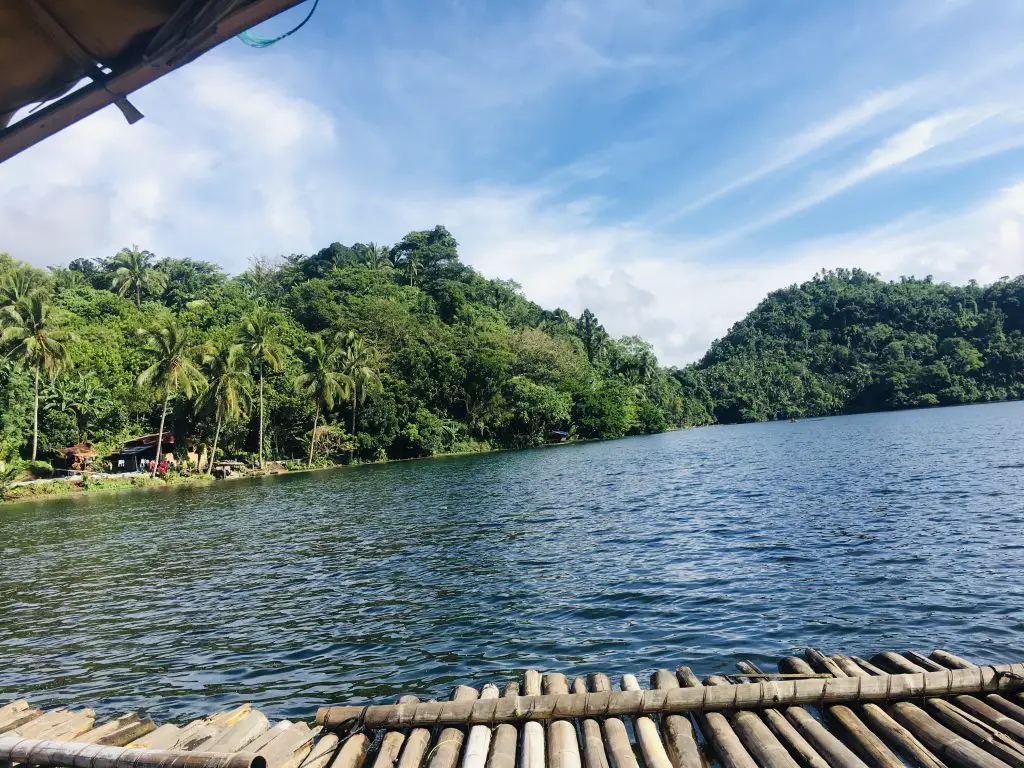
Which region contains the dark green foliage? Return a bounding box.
[692,268,1024,423]
[0,233,691,465]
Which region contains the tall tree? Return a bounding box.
[1,295,74,460]
[107,245,168,308]
[137,316,206,476]
[199,342,252,474]
[338,331,380,461]
[361,242,392,271]
[295,335,351,467]
[238,309,285,469]
[0,267,46,308]
[576,308,609,364]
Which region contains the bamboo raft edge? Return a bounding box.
[3,648,1024,768]
[316,664,1024,729]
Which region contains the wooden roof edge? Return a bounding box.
[0,0,307,165]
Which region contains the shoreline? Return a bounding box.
[4,398,1019,507]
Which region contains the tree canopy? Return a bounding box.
[684,268,1024,423]
[0,230,692,469]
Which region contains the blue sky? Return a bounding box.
[2,0,1024,363]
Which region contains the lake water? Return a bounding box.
[1,402,1022,722]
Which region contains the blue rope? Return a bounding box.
[237,0,320,48]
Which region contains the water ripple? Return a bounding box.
[1,402,1023,722]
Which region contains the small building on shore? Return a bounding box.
[55,443,99,472]
[109,434,175,471]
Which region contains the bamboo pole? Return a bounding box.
[487,684,518,768]
[774,659,868,768]
[521,672,545,768]
[429,686,479,768]
[842,654,1016,768]
[734,661,830,768]
[330,731,370,768]
[375,696,419,768]
[543,675,580,768]
[827,655,947,768]
[586,674,635,768]
[620,675,671,768]
[571,679,608,768]
[928,651,1024,728]
[316,664,1024,729]
[0,737,266,768]
[650,670,705,768]
[675,667,756,768]
[923,699,1024,767]
[464,686,500,768]
[872,653,1024,765]
[703,675,798,768]
[799,649,905,768]
[395,697,430,768]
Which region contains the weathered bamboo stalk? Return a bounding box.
[571,679,608,768]
[775,659,868,768]
[316,664,1024,729]
[395,697,430,768]
[486,683,519,768]
[923,699,1024,767]
[827,655,947,768]
[586,674,635,768]
[463,686,500,768]
[928,651,1024,728]
[872,653,1024,766]
[650,670,705,768]
[675,667,756,768]
[799,649,906,768]
[620,675,671,768]
[429,686,479,768]
[734,661,830,768]
[703,675,798,768]
[543,675,580,768]
[521,672,545,768]
[374,696,419,768]
[844,654,1015,768]
[0,737,266,768]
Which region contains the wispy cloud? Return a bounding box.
[2,0,1023,366]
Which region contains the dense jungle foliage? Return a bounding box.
[685,268,1024,423]
[2,232,1022,473]
[0,227,690,469]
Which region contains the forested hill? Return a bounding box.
[682,268,1024,424]
[0,227,688,468]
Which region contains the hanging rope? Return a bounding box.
[237,0,320,48]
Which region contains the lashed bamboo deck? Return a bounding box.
[3,648,1023,768]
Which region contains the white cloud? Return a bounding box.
[2,1,1024,370]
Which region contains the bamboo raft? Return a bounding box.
[2,649,1023,768]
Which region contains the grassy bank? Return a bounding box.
[0,471,216,505]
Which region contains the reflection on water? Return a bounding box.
[1,401,1022,721]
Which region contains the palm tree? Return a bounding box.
[404,251,422,287]
[1,295,74,460]
[338,331,380,462]
[361,242,392,271]
[107,245,167,308]
[0,267,46,308]
[137,316,206,476]
[199,342,252,474]
[238,309,285,469]
[295,335,350,468]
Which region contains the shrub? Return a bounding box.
[25,460,54,479]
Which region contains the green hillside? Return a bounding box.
[0,227,687,469]
[682,268,1024,423]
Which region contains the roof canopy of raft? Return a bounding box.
[0,0,306,164]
